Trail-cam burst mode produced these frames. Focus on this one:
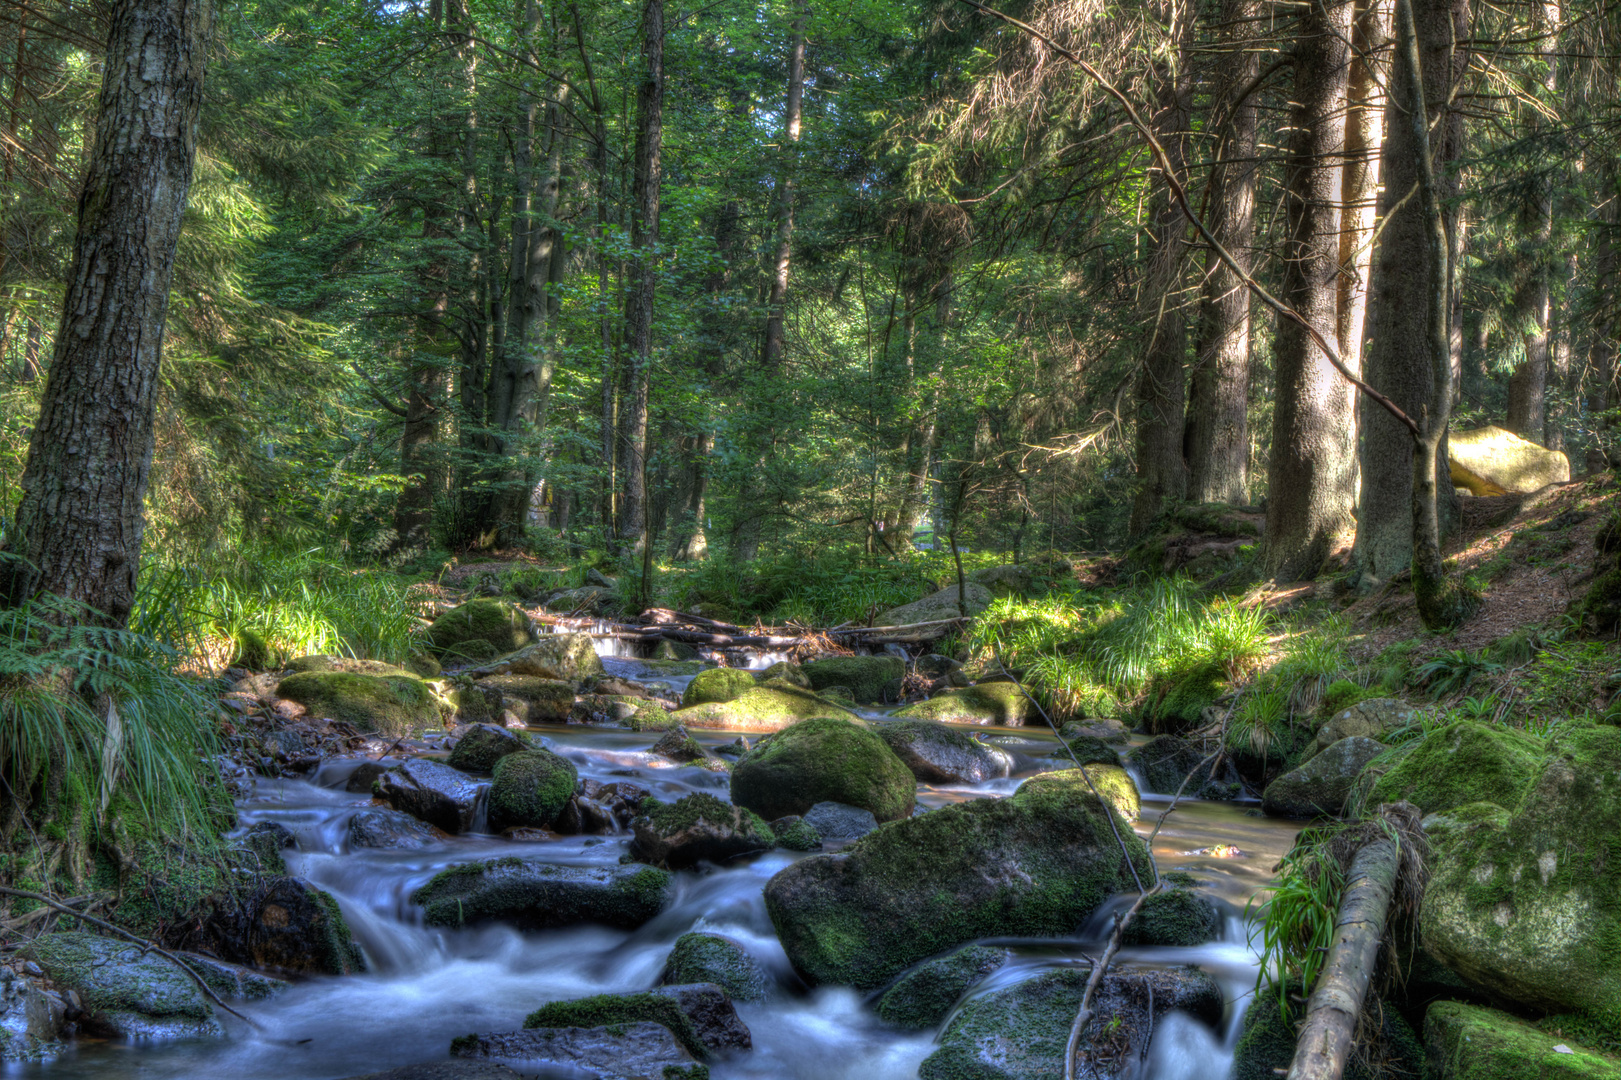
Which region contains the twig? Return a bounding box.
[0,886,260,1027]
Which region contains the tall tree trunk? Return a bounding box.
[1504,0,1559,443]
[1338,0,1389,392]
[1127,10,1192,536]
[1185,0,1259,506]
[1353,0,1469,585]
[1262,0,1356,581]
[0,0,209,622]
[762,2,806,368]
[617,0,664,552]
[1589,169,1617,426]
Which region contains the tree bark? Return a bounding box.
[1337,0,1389,398]
[0,0,209,622]
[1353,0,1468,585]
[762,1,805,369]
[1185,0,1259,506]
[1127,13,1192,537]
[617,0,664,552]
[1262,0,1356,581]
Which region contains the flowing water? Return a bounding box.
[10,652,1301,1080]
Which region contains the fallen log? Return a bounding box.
[1285,835,1401,1080]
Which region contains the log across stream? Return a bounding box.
[10,653,1301,1080]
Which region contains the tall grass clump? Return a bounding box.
[0,594,225,862]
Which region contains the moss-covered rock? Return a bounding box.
[730,716,915,823]
[23,932,223,1040]
[1063,735,1120,767]
[651,639,700,661]
[446,723,531,772]
[411,858,671,929]
[573,693,677,730]
[230,628,275,671]
[874,945,1008,1029]
[680,667,757,707]
[802,656,906,703]
[1449,424,1571,495]
[1366,720,1545,815]
[1302,696,1425,764]
[451,1024,707,1079]
[523,992,710,1060]
[876,720,1015,784]
[672,685,857,733]
[649,725,708,764]
[476,633,605,685]
[1126,735,1212,795]
[243,877,367,976]
[918,966,1222,1080]
[1138,659,1226,736]
[1579,568,1621,636]
[276,670,439,735]
[1120,887,1220,947]
[630,793,776,868]
[769,816,822,851]
[662,932,770,1003]
[487,748,578,831]
[423,600,535,662]
[1018,764,1141,823]
[875,583,993,626]
[478,674,574,722]
[1261,736,1385,818]
[1420,721,1621,1018]
[754,661,810,688]
[1232,986,1424,1080]
[892,682,1037,726]
[1424,1000,1621,1078]
[763,776,1151,989]
[284,655,420,677]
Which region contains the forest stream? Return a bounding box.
[4,642,1300,1080]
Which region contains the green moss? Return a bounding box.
[523,992,709,1061]
[23,932,215,1026]
[488,749,578,831]
[663,932,770,1002]
[1063,734,1120,767]
[230,628,275,671]
[802,656,906,703]
[446,724,531,772]
[275,670,439,735]
[1320,679,1376,715]
[1139,659,1226,735]
[412,858,671,929]
[1019,764,1140,822]
[892,681,1036,725]
[1233,987,1423,1080]
[755,661,811,688]
[730,716,916,822]
[771,817,821,851]
[1121,888,1220,947]
[1427,1001,1621,1078]
[480,674,575,721]
[1367,720,1544,815]
[672,685,857,732]
[640,792,766,836]
[680,667,757,707]
[874,945,1007,1029]
[423,599,535,661]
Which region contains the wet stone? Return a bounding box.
[451,1022,706,1080]
[411,858,672,930]
[801,801,879,841]
[348,807,440,850]
[373,758,483,833]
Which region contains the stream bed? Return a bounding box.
[7,655,1301,1080]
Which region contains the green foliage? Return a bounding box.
[0,593,225,847]
[1413,649,1504,699]
[1248,827,1347,1021]
[1230,690,1288,757]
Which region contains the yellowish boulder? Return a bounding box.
[1448,425,1570,496]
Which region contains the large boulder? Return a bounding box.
[874,945,1008,1029]
[477,675,574,723]
[1449,424,1571,496]
[801,801,879,841]
[763,776,1151,989]
[1420,721,1621,1018]
[1121,887,1221,947]
[451,1023,704,1079]
[472,633,605,684]
[276,670,439,735]
[375,758,484,833]
[412,858,671,930]
[1424,1000,1621,1078]
[630,793,776,868]
[662,932,770,1003]
[22,932,223,1040]
[1365,720,1544,816]
[446,723,531,772]
[424,600,536,662]
[892,682,1037,726]
[730,717,916,823]
[1262,736,1385,818]
[242,877,367,975]
[522,986,748,1058]
[680,667,756,707]
[1126,735,1211,795]
[672,685,856,733]
[754,661,810,688]
[801,656,906,703]
[1301,697,1424,763]
[347,807,439,850]
[487,748,579,831]
[918,967,1222,1080]
[876,720,1014,784]
[876,582,993,626]
[1019,765,1141,824]
[0,968,64,1062]
[573,693,676,730]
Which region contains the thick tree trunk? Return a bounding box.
[1504,0,1559,444]
[617,0,664,552]
[1127,19,1192,537]
[1338,0,1388,393]
[1262,0,1356,581]
[762,2,805,369]
[1353,0,1468,585]
[0,0,209,622]
[1589,174,1617,424]
[1185,0,1259,506]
